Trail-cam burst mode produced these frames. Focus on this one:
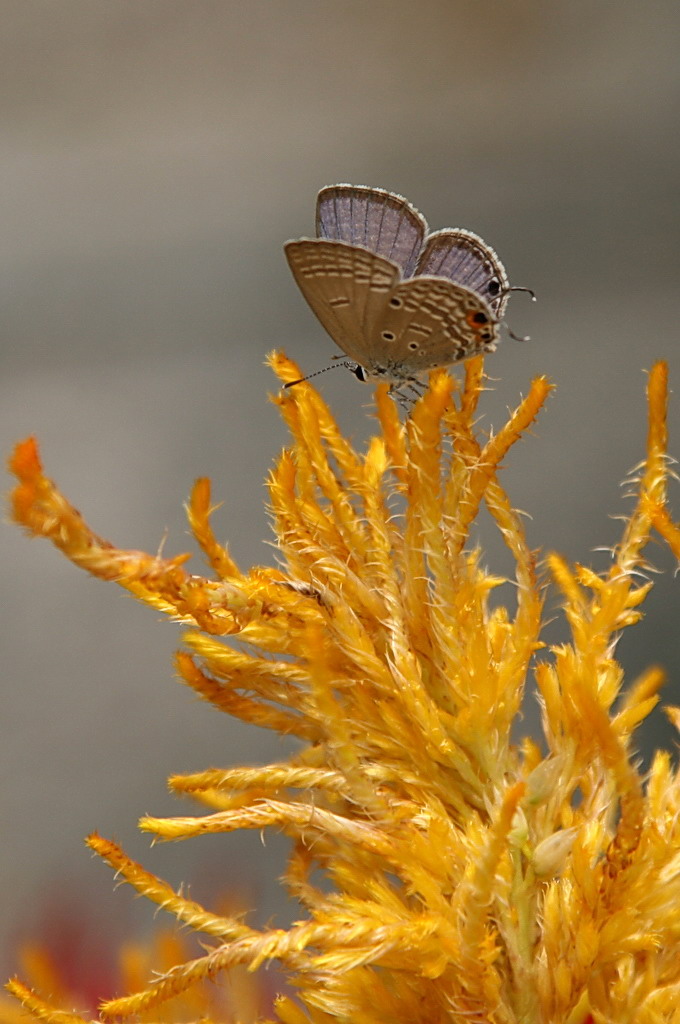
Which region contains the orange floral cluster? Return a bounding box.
[6,354,680,1024]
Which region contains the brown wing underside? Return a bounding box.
[285,238,499,378]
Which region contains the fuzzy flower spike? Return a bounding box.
[6,354,680,1024]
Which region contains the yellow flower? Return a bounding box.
[6,354,680,1024]
[0,899,270,1024]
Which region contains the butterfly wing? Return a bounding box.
[375,275,500,377]
[284,238,400,367]
[316,184,427,278]
[415,228,509,317]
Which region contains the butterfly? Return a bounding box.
[284,184,528,395]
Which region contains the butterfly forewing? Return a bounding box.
[380,276,500,376]
[415,228,509,316]
[284,238,400,367]
[316,185,427,278]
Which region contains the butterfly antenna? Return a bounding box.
[505,324,531,343]
[498,286,536,343]
[498,285,537,302]
[283,359,360,389]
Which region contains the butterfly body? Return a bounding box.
[285,185,512,387]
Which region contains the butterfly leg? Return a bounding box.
[387,378,427,412]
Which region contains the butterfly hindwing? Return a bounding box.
[378,275,499,375]
[415,228,509,317]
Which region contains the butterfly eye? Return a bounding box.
[353,365,370,382]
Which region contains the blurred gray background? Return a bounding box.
[2,0,679,976]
